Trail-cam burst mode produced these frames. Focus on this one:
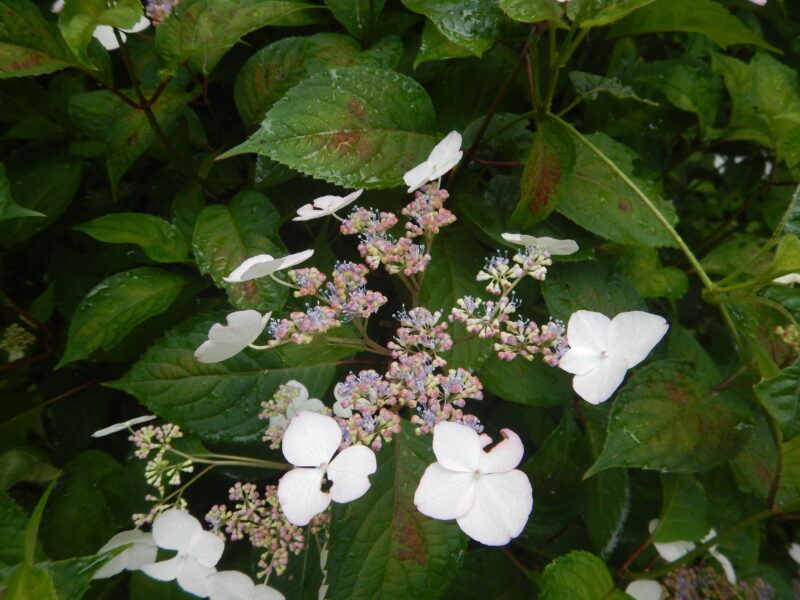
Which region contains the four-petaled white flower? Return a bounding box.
[224,250,314,283]
[277,411,377,526]
[194,310,271,363]
[414,421,533,546]
[293,190,364,222]
[269,380,327,431]
[558,310,668,405]
[51,1,150,51]
[92,415,157,438]
[92,529,157,579]
[206,570,285,600]
[403,131,463,193]
[141,509,225,597]
[648,519,736,585]
[501,232,579,256]
[625,580,664,600]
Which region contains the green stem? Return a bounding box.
[169,448,290,471]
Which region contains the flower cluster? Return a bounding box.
[388,307,453,358]
[476,246,552,296]
[259,380,328,449]
[402,183,457,238]
[0,322,35,362]
[322,261,388,320]
[494,317,568,365]
[660,566,772,600]
[146,0,180,24]
[206,482,327,578]
[332,370,402,449]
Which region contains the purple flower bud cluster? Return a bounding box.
[662,566,773,600]
[145,0,179,24]
[402,183,457,237]
[388,307,453,357]
[494,318,568,365]
[288,267,327,298]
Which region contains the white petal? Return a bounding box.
[97,528,154,552]
[608,311,668,368]
[224,250,313,282]
[123,15,151,33]
[123,538,159,571]
[327,445,377,503]
[185,529,224,568]
[332,399,352,418]
[478,428,524,474]
[152,509,201,551]
[195,310,270,363]
[428,131,463,178]
[558,346,603,376]
[176,556,216,597]
[206,570,255,600]
[254,584,285,600]
[566,310,612,354]
[277,467,331,526]
[91,415,156,437]
[93,26,124,50]
[710,547,737,585]
[456,470,533,546]
[282,411,342,467]
[571,355,628,405]
[414,463,476,520]
[789,542,800,565]
[292,190,363,221]
[773,273,800,284]
[140,555,182,582]
[432,421,482,472]
[501,233,578,256]
[287,397,325,419]
[92,552,129,579]
[51,0,64,13]
[625,580,664,600]
[403,161,434,193]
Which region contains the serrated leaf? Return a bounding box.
[226,66,437,189]
[567,0,655,28]
[42,553,115,600]
[540,551,626,600]
[74,213,189,263]
[500,0,563,24]
[326,423,465,600]
[617,246,688,299]
[570,71,657,106]
[586,361,752,477]
[754,360,800,442]
[414,21,474,68]
[4,564,58,600]
[551,129,678,247]
[192,191,288,312]
[651,474,708,543]
[0,161,43,221]
[0,0,75,79]
[57,267,187,368]
[155,0,322,75]
[57,0,143,65]
[609,0,779,52]
[399,0,509,57]
[109,313,336,442]
[325,0,385,40]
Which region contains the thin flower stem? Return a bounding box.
[269,273,300,290]
[168,447,291,471]
[157,464,216,506]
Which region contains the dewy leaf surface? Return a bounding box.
[0,0,75,78]
[74,213,189,263]
[110,313,335,442]
[326,423,465,600]
[227,66,437,189]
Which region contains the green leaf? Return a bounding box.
[551,130,678,247]
[109,313,336,442]
[267,537,324,600]
[225,66,437,189]
[192,191,288,312]
[326,423,465,600]
[0,161,43,221]
[542,261,646,322]
[569,71,657,105]
[441,548,531,599]
[500,0,563,24]
[586,361,752,477]
[770,234,800,277]
[399,0,509,57]
[155,0,322,75]
[4,564,58,600]
[0,0,75,78]
[609,0,779,52]
[43,553,116,600]
[419,232,491,371]
[24,478,59,564]
[0,492,28,568]
[754,360,800,442]
[414,21,474,68]
[780,434,800,489]
[57,267,188,368]
[74,213,190,263]
[479,353,572,406]
[0,449,59,491]
[617,246,689,299]
[651,474,708,543]
[129,571,199,599]
[325,0,385,40]
[57,0,143,65]
[539,551,625,600]
[511,120,575,227]
[567,0,656,28]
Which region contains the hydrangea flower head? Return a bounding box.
[501,232,579,256]
[414,421,532,546]
[558,310,668,405]
[277,411,377,526]
[194,310,271,363]
[92,529,157,579]
[224,250,314,283]
[403,131,463,192]
[293,190,364,221]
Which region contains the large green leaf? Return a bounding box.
[326,423,465,600]
[500,0,563,24]
[0,0,75,78]
[4,564,58,600]
[539,551,629,600]
[0,492,29,568]
[569,71,658,106]
[325,0,386,40]
[0,161,43,221]
[57,0,143,64]
[414,21,474,67]
[609,0,778,52]
[586,361,753,477]
[551,131,678,247]
[478,353,572,406]
[567,0,656,28]
[225,66,437,189]
[399,0,509,57]
[192,191,288,313]
[754,360,800,442]
[651,474,708,543]
[109,313,336,442]
[74,213,190,263]
[42,554,115,600]
[155,0,322,74]
[57,267,188,368]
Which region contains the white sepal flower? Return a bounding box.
[194,310,271,363]
[558,310,668,405]
[269,380,327,430]
[501,232,579,256]
[92,529,157,579]
[206,570,285,600]
[625,580,664,600]
[403,131,463,192]
[648,520,736,585]
[789,542,800,565]
[277,412,377,526]
[141,509,225,597]
[224,250,314,283]
[414,421,533,546]
[332,382,353,418]
[92,415,157,438]
[293,190,364,221]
